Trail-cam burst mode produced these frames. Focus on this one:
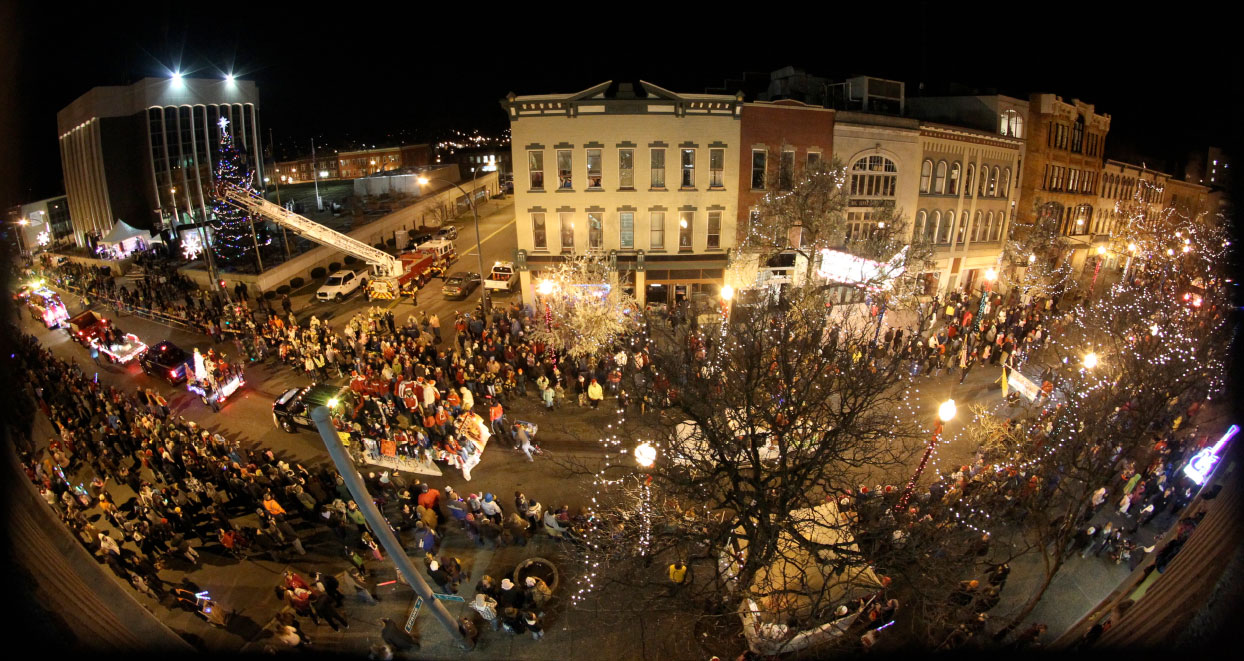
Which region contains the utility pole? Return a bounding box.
[312,138,322,211]
[272,128,291,258]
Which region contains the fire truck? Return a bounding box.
[219,185,454,303]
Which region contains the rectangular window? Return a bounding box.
[586,149,602,189]
[588,212,603,248]
[807,152,821,169]
[678,211,693,250]
[650,149,665,188]
[780,150,795,190]
[618,149,634,189]
[680,149,695,188]
[709,148,725,188]
[528,151,544,190]
[751,149,767,189]
[619,212,634,249]
[650,211,665,249]
[557,150,573,189]
[531,213,547,250]
[706,211,721,249]
[559,212,574,250]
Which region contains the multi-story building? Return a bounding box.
[273,153,339,184]
[6,196,74,254]
[906,94,1029,295]
[57,76,262,248]
[502,81,743,306]
[913,122,1024,295]
[1018,93,1111,271]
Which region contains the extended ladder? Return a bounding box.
[220,184,405,278]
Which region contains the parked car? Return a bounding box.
[316,269,367,302]
[441,272,481,300]
[273,383,348,433]
[434,225,458,241]
[139,340,193,384]
[407,229,435,248]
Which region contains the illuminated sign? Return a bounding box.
[1184,424,1239,486]
[817,247,907,292]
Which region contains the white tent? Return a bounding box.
[98,220,153,256]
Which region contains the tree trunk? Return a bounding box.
[1002,551,1063,637]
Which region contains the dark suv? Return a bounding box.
[273,383,349,433]
[140,341,193,384]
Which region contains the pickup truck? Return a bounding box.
[66,310,108,345]
[316,269,367,302]
[484,261,518,292]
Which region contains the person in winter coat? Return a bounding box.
[471,592,500,630]
[379,617,419,652]
[587,379,604,408]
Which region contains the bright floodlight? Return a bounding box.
[417,176,430,185]
[634,442,657,468]
[1084,352,1099,369]
[171,71,184,86]
[1128,243,1138,252]
[938,399,957,422]
[225,73,235,83]
[721,284,734,301]
[17,218,28,226]
[1097,245,1107,255]
[1028,254,1037,264]
[536,279,555,296]
[327,397,339,408]
[984,268,997,281]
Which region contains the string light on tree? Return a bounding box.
[209,116,269,268]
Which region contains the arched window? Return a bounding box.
[990,166,1001,197]
[934,161,947,194]
[948,162,961,195]
[1002,168,1011,197]
[965,164,975,197]
[979,166,990,197]
[849,155,898,200]
[920,160,933,194]
[971,211,983,242]
[986,211,995,241]
[1000,109,1024,138]
[957,211,970,244]
[934,210,949,244]
[915,210,927,240]
[992,211,1002,241]
[1013,113,1023,139]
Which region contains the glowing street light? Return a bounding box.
[898,399,956,511]
[1083,352,1099,369]
[720,284,734,301]
[225,73,235,84]
[984,268,997,282]
[1096,245,1107,256]
[536,279,556,296]
[634,442,657,468]
[1028,253,1037,264]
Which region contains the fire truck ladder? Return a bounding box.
[220,184,405,278]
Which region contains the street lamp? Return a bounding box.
[1090,245,1107,296]
[720,284,734,321]
[1083,352,1099,370]
[634,442,656,468]
[417,172,491,313]
[536,279,557,360]
[897,399,956,511]
[14,218,29,256]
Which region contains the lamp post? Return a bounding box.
[1089,245,1107,297]
[418,171,490,313]
[634,441,657,556]
[897,399,957,512]
[1082,352,1099,370]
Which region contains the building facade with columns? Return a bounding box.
[57,77,262,248]
[502,81,742,307]
[913,122,1024,295]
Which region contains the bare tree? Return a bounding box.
[528,253,641,362]
[999,198,1079,300]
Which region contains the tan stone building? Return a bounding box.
[1019,94,1111,271]
[914,122,1024,295]
[502,81,742,306]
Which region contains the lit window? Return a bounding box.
[650,149,665,188]
[919,160,932,193]
[650,211,665,249]
[681,149,695,188]
[586,149,602,189]
[559,212,574,250]
[618,149,634,189]
[707,211,721,249]
[531,213,547,250]
[678,211,693,250]
[619,212,634,249]
[528,151,544,190]
[588,212,603,248]
[557,150,573,189]
[709,148,725,188]
[933,161,947,194]
[948,162,961,195]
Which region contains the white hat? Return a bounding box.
[500,578,513,590]
[429,560,439,571]
[525,577,536,587]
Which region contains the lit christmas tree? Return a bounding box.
[209,116,269,268]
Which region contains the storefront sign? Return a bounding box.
[817,247,906,291]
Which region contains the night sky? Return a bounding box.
[3,3,1240,207]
